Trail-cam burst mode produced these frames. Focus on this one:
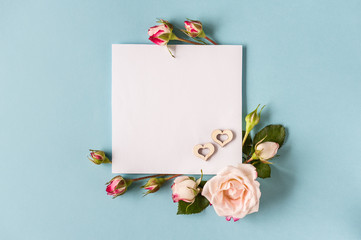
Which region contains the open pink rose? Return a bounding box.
[148,20,173,46]
[202,164,261,221]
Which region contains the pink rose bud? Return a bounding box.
[254,142,279,162]
[171,176,200,203]
[88,149,111,165]
[106,176,132,199]
[183,20,205,38]
[148,19,174,46]
[142,177,166,196]
[245,105,265,133]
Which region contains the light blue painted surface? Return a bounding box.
[1,0,360,239]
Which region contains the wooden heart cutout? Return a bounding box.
[211,129,234,147]
[193,143,215,161]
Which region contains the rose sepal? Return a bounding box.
[243,105,265,147]
[180,29,206,38]
[245,104,265,133]
[156,19,173,31]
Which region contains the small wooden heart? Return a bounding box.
[193,143,215,161]
[211,129,234,147]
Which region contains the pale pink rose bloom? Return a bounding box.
[202,164,261,221]
[256,142,279,161]
[148,24,171,46]
[171,176,198,203]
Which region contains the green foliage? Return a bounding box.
[253,124,286,148]
[199,180,207,188]
[253,161,271,179]
[242,130,253,156]
[177,194,210,215]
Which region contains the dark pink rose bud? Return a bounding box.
[148,19,176,46]
[105,176,133,199]
[183,20,205,38]
[88,149,111,165]
[181,19,217,45]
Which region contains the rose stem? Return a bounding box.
[177,38,203,45]
[205,36,218,45]
[165,174,182,181]
[242,131,249,147]
[132,174,166,182]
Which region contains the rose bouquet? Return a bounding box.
[88,19,287,222]
[147,19,217,57]
[90,104,286,221]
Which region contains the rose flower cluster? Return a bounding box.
[147,19,217,57]
[89,103,286,221]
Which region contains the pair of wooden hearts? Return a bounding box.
[193,129,234,161]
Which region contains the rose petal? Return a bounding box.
[149,36,166,46]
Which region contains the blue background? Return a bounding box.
[1,0,361,239]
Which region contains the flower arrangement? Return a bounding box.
[89,19,287,222]
[147,19,217,57]
[90,106,286,221]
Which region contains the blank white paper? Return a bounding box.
[112,44,242,174]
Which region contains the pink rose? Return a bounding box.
[106,176,130,198]
[202,164,261,221]
[148,20,173,46]
[88,149,111,165]
[184,20,203,38]
[171,176,200,203]
[142,177,166,196]
[255,142,279,162]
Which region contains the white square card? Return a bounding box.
[112,44,242,174]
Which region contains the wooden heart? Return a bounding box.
[211,129,234,147]
[193,143,215,161]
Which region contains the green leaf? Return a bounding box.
[254,161,271,179]
[253,124,286,148]
[242,130,253,156]
[177,194,210,215]
[199,180,207,188]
